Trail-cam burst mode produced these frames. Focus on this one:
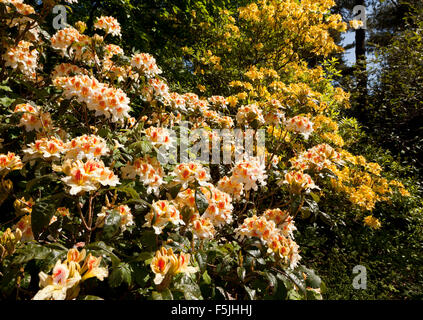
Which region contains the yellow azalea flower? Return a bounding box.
[349,19,364,30]
[151,247,198,286]
[80,253,109,281]
[33,260,81,300]
[363,216,382,230]
[151,247,174,285]
[67,248,86,264]
[13,197,34,216]
[197,84,206,92]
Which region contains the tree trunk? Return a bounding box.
[355,0,368,123]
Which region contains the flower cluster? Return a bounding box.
[235,213,300,268]
[50,27,93,61]
[144,200,184,234]
[291,143,342,171]
[263,208,296,239]
[121,156,165,195]
[33,248,108,300]
[170,162,210,188]
[189,213,216,239]
[53,159,120,195]
[51,63,88,80]
[131,53,162,78]
[363,215,381,230]
[150,247,197,286]
[231,157,267,191]
[23,137,66,162]
[217,176,244,200]
[285,116,314,139]
[65,134,110,160]
[199,183,233,227]
[144,126,175,149]
[96,204,134,232]
[282,170,318,194]
[94,16,122,37]
[13,103,52,132]
[236,104,265,126]
[13,214,33,241]
[2,40,38,80]
[0,152,23,175]
[53,75,131,122]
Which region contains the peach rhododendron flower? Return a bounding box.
[23,137,66,161]
[50,27,94,61]
[33,249,107,300]
[53,159,120,195]
[51,63,88,80]
[189,213,216,239]
[131,53,162,78]
[13,103,51,132]
[285,115,314,140]
[144,200,184,234]
[80,253,109,281]
[236,104,265,126]
[217,176,244,200]
[150,247,198,285]
[54,75,131,122]
[121,156,165,195]
[0,152,23,174]
[144,126,175,149]
[2,40,38,80]
[291,143,343,171]
[13,214,33,241]
[282,170,318,194]
[263,208,297,239]
[96,204,134,231]
[199,183,233,227]
[94,16,122,37]
[65,134,110,160]
[235,214,301,269]
[170,162,211,188]
[33,260,80,300]
[13,197,34,216]
[231,157,267,191]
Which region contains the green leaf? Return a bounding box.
[195,189,209,215]
[309,192,320,203]
[0,96,14,107]
[0,85,12,92]
[202,271,211,284]
[169,183,182,199]
[12,243,51,265]
[301,267,321,289]
[102,211,122,240]
[133,251,154,262]
[80,295,104,300]
[237,266,246,281]
[31,196,59,238]
[195,251,207,273]
[152,288,173,300]
[244,285,256,300]
[108,262,132,288]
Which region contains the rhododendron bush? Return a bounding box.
[0,0,411,300]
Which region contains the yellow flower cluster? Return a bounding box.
[150,247,198,286]
[33,248,108,300]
